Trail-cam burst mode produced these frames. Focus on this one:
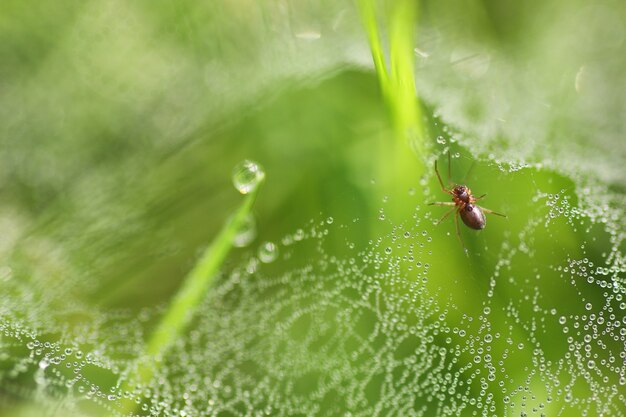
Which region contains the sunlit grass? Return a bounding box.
[357,0,426,155]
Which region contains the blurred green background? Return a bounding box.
[0,0,624,416]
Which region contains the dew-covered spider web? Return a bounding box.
[1,0,625,416]
[1,146,624,417]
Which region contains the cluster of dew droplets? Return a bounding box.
[231,160,279,265]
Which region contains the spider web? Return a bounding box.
[1,158,624,417]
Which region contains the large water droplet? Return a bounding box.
[233,214,257,248]
[258,242,278,263]
[232,160,265,194]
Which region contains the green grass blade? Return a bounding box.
[388,0,425,154]
[117,182,262,414]
[357,0,426,157]
[357,0,390,97]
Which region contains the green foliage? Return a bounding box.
[0,0,624,416]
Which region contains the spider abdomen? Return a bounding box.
[460,204,486,230]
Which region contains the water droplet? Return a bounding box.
[294,229,305,241]
[233,214,256,248]
[326,217,334,225]
[39,358,49,369]
[232,160,265,194]
[258,242,278,263]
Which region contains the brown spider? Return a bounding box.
[429,153,506,251]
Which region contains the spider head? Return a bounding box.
[453,185,467,195]
[453,185,471,202]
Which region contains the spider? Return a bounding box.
[429,153,506,251]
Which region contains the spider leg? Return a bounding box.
[428,202,456,206]
[481,207,507,217]
[447,151,452,185]
[435,206,456,225]
[463,160,476,184]
[454,209,469,256]
[434,160,453,194]
[473,193,487,202]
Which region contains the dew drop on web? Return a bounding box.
[232,159,265,195]
[233,213,257,248]
[258,241,278,263]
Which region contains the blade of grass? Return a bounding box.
[357,0,426,156]
[356,0,390,98]
[387,0,425,155]
[117,182,262,415]
[357,0,427,222]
